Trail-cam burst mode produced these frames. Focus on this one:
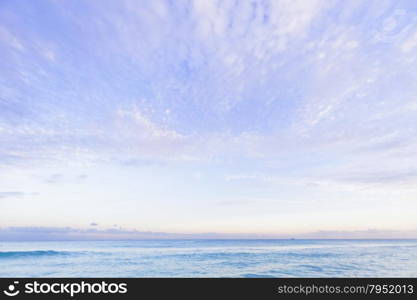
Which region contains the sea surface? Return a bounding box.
[1,240,417,277]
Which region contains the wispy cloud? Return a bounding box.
[0,192,25,199]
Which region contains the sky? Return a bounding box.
[1,0,417,239]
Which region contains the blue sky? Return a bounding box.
[1,0,417,238]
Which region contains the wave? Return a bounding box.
[242,273,275,278]
[0,250,75,259]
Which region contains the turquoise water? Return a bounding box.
[1,240,417,277]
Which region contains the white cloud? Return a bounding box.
[402,30,417,52]
[1,0,417,233]
[0,26,24,50]
[116,106,185,141]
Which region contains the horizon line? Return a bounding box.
[1,226,417,241]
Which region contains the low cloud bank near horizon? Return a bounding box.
[1,226,416,241]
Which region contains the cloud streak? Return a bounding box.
[0,192,25,199]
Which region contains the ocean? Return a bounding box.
[1,240,416,277]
